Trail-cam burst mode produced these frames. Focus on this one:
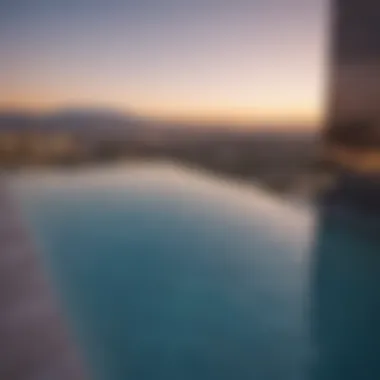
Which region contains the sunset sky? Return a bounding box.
[0,0,329,127]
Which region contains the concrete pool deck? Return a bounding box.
[0,183,87,380]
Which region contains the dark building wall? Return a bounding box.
[321,0,380,209]
[324,0,380,170]
[334,0,380,65]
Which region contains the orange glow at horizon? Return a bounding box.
[0,97,322,130]
[0,76,324,129]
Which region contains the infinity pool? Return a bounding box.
[12,163,380,380]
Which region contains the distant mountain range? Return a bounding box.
[0,108,149,138]
[0,108,318,141]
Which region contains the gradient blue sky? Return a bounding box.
[0,0,329,127]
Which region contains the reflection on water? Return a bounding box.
[312,208,380,380]
[11,164,380,380]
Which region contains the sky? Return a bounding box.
[0,0,329,128]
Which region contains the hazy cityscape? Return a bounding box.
[0,108,326,199]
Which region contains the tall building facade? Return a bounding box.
[324,0,380,174]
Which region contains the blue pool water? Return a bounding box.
[11,163,380,380]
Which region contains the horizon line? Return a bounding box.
[0,104,321,130]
